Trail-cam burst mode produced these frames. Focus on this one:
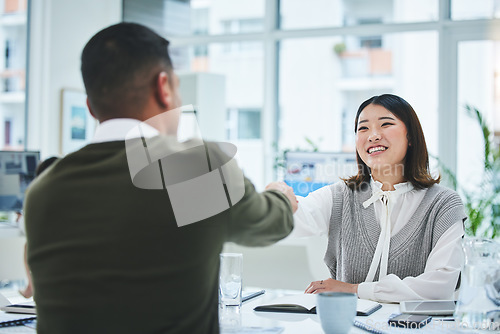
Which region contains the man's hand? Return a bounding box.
[305,278,358,295]
[265,181,298,213]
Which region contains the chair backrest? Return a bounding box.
[222,236,330,290]
[0,236,27,282]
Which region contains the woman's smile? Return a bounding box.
[367,145,388,155]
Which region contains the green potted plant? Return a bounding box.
[438,105,500,238]
[333,42,346,55]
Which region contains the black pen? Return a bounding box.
[242,289,266,303]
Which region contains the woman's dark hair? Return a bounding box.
[343,94,439,190]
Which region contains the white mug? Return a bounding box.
[317,292,357,334]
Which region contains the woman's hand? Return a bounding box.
[305,278,358,294]
[265,181,298,213]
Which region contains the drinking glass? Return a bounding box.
[219,253,243,308]
[219,303,242,331]
[454,238,500,331]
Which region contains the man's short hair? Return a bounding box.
[81,22,173,120]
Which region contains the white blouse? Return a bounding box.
[292,179,464,303]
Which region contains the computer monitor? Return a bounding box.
[284,151,358,197]
[0,151,40,212]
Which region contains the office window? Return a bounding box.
[124,0,500,190]
[124,0,266,36]
[0,1,28,150]
[279,31,438,157]
[191,0,265,35]
[279,0,438,30]
[171,42,265,184]
[172,43,264,112]
[219,18,263,53]
[123,0,191,36]
[237,108,261,140]
[457,40,500,191]
[452,0,500,20]
[227,108,261,140]
[221,18,264,34]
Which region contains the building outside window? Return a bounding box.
[0,0,28,150]
[123,0,500,192]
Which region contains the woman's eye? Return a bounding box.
[381,122,394,127]
[357,126,368,131]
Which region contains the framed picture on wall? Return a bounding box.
[60,89,96,155]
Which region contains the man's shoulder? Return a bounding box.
[204,141,236,168]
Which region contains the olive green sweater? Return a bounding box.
[24,140,293,334]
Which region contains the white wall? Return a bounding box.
[26,0,122,159]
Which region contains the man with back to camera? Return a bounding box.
[23,22,296,334]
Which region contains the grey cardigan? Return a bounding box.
[324,182,466,283]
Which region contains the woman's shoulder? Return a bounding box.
[327,180,368,200]
[329,180,352,193]
[426,183,461,197]
[423,184,467,229]
[425,183,465,208]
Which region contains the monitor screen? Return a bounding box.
[284,151,358,197]
[0,151,40,211]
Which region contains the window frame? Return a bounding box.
[167,0,500,186]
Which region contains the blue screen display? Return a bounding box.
[0,151,40,212]
[284,151,357,197]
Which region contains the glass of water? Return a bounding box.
[219,253,243,308]
[454,238,500,331]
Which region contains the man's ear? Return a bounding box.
[155,71,171,109]
[86,98,98,120]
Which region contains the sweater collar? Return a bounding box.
[370,177,414,193]
[362,177,414,209]
[91,118,159,143]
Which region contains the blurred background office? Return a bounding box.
[0,0,499,290]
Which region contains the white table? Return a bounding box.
[232,290,464,334]
[0,289,466,334]
[234,289,383,333]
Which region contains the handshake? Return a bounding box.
[265,181,298,213]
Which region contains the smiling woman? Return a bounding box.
[269,94,468,303]
[347,94,438,192]
[355,104,409,189]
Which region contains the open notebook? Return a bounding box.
[254,294,381,316]
[0,301,36,314]
[0,293,36,328]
